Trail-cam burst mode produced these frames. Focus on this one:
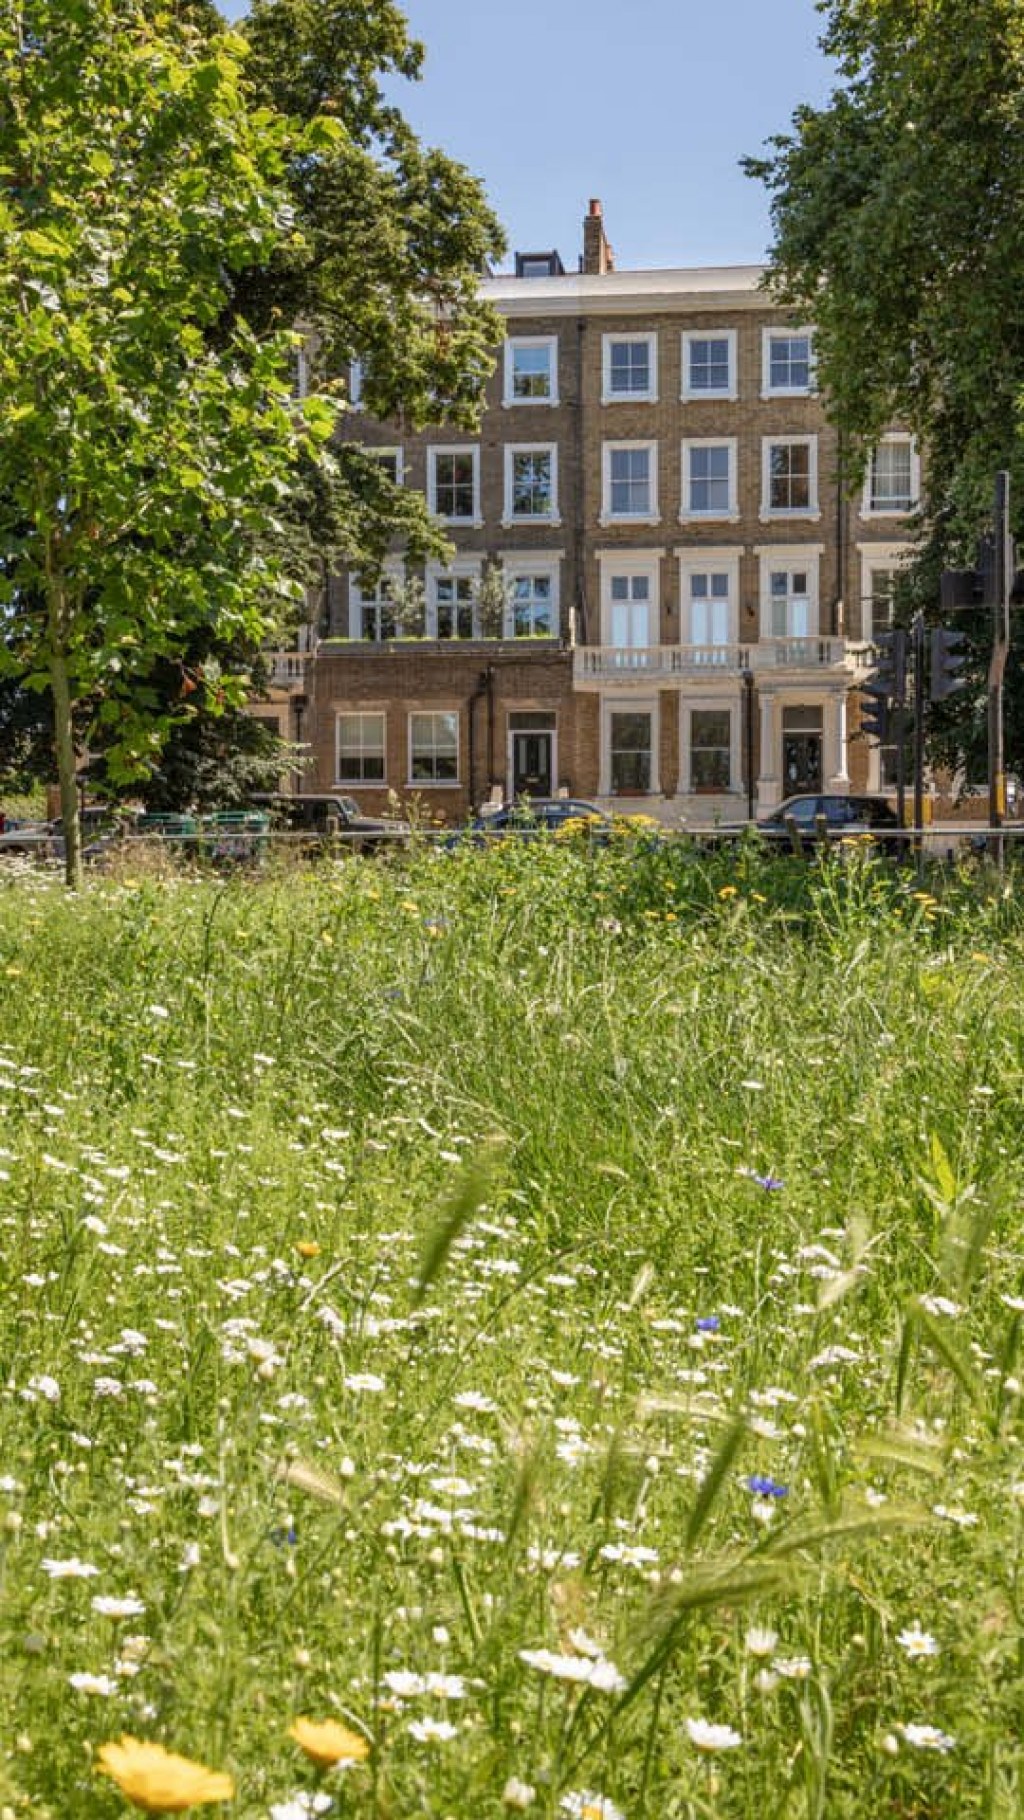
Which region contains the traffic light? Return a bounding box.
[940,567,987,612]
[860,629,907,744]
[875,628,908,701]
[940,532,1024,610]
[859,678,890,744]
[929,627,967,701]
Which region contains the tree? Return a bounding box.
[1,0,506,837]
[0,0,349,884]
[745,0,1024,778]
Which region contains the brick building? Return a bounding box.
[261,202,917,824]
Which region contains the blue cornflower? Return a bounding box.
[737,1166,785,1190]
[746,1474,788,1499]
[695,1315,720,1333]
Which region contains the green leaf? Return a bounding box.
[685,1417,747,1549]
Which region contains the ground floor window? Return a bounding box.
[337,712,385,783]
[409,711,459,783]
[610,711,652,792]
[690,709,731,791]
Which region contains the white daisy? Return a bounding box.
[899,1722,955,1752]
[896,1624,939,1659]
[686,1716,743,1751]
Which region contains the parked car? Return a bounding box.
[0,807,130,860]
[249,793,409,852]
[446,798,614,848]
[757,793,901,853]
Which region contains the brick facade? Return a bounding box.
[272,204,914,824]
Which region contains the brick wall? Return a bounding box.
[309,242,919,814]
[310,642,577,822]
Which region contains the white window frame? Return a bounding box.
[760,435,820,522]
[368,446,403,486]
[600,441,659,525]
[336,710,386,786]
[681,698,741,797]
[681,329,737,402]
[425,556,483,640]
[596,549,663,646]
[677,548,742,651]
[600,696,661,796]
[862,434,921,518]
[502,443,560,526]
[754,544,823,640]
[407,710,460,787]
[500,553,562,639]
[347,561,403,641]
[858,542,912,644]
[503,335,559,407]
[427,445,482,526]
[680,437,739,523]
[601,333,658,404]
[349,359,365,407]
[761,326,815,398]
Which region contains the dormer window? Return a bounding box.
[514,250,565,278]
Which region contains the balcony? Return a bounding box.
[574,638,848,685]
[266,651,309,689]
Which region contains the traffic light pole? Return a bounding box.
[990,471,1011,867]
[913,612,926,867]
[894,708,907,844]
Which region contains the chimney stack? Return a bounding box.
[582,198,615,275]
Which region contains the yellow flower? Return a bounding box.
[295,1240,321,1259]
[288,1717,370,1768]
[718,884,738,900]
[96,1737,234,1812]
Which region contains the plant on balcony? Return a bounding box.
[471,563,516,640]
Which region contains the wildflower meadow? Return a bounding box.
[1,837,1023,1817]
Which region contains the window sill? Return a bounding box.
[681,389,738,403]
[760,387,816,401]
[502,396,559,408]
[601,393,658,406]
[598,512,661,527]
[406,779,461,788]
[500,515,562,529]
[758,508,822,524]
[862,505,916,518]
[678,510,741,525]
[432,515,485,529]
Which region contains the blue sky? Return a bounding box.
[225,0,837,269]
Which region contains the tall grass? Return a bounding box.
[0,841,1022,1816]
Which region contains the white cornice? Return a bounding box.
[483,265,771,319]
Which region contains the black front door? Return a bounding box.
[783,732,822,793]
[512,731,553,797]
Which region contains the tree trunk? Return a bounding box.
[48,632,82,891]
